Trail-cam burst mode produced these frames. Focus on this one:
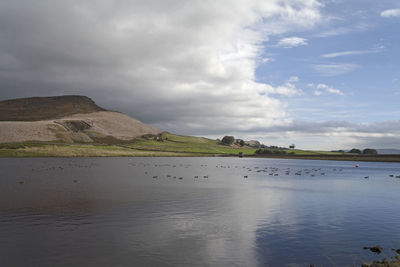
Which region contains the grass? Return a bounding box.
[0,133,256,157]
[126,133,257,155]
[0,142,199,157]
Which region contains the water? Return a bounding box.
[1,157,399,266]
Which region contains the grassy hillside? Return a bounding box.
[0,95,105,121]
[0,133,256,157]
[126,133,257,155]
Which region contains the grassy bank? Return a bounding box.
[1,133,400,161]
[125,133,257,155]
[0,142,199,157]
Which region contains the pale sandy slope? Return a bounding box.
[0,111,161,143]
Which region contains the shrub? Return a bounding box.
[349,148,361,154]
[221,136,235,145]
[255,148,287,155]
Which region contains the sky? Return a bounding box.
[0,0,399,150]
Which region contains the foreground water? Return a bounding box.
[1,157,399,266]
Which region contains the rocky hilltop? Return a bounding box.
[0,95,161,143]
[0,95,106,121]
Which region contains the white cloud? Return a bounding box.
[318,83,344,95]
[310,83,344,96]
[314,27,351,38]
[321,49,381,58]
[313,90,322,96]
[260,57,275,63]
[313,23,372,38]
[381,9,400,18]
[313,63,359,76]
[259,77,303,97]
[276,37,308,48]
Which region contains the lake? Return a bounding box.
[1,157,399,266]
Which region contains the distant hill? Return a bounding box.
[0,95,161,143]
[377,149,400,155]
[0,95,105,121]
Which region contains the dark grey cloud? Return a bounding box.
[0,0,320,123]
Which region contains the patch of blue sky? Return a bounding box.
[255,0,400,124]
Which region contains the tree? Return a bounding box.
[363,148,378,155]
[221,136,235,145]
[239,139,245,146]
[349,148,361,154]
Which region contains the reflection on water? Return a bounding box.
[1,157,400,266]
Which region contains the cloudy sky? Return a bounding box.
[0,0,399,150]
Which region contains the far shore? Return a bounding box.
[244,153,400,163]
[1,145,400,162]
[1,134,399,162]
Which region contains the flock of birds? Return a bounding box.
[15,160,400,185]
[128,162,400,182]
[17,161,97,185]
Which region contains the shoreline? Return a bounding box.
[1,151,400,162]
[244,154,400,163]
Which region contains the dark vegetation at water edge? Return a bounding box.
[361,246,400,267]
[310,246,400,267]
[255,148,293,155]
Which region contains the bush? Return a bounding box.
[349,148,361,154]
[221,136,235,145]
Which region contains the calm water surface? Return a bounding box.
[1,157,400,266]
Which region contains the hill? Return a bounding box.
[1,95,399,161]
[0,95,105,121]
[377,149,400,155]
[0,95,161,143]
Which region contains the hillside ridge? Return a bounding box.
[0,95,161,143]
[0,95,105,121]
